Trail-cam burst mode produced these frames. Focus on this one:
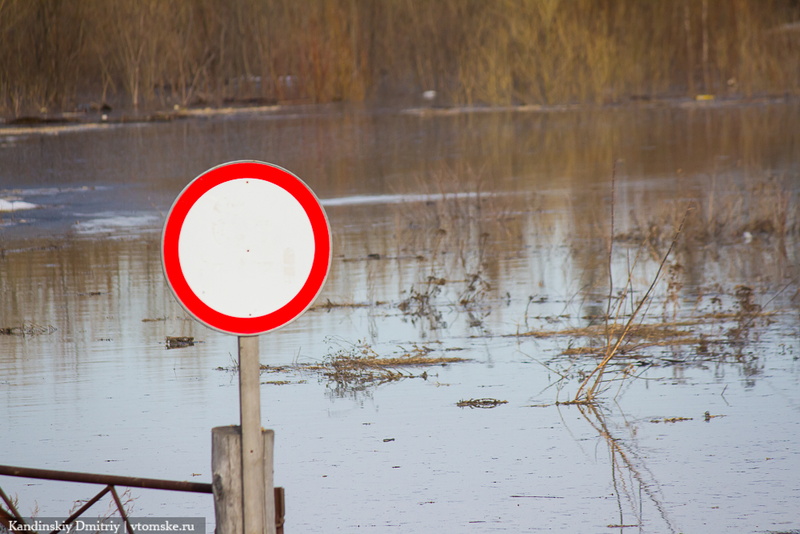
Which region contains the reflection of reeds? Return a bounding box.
[398,276,448,331]
[573,403,679,533]
[394,164,528,333]
[621,174,798,246]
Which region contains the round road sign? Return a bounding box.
[162,161,331,335]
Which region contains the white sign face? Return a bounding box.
[162,161,331,335]
[178,178,315,318]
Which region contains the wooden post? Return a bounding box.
[238,335,275,534]
[212,426,242,534]
[210,336,276,534]
[212,426,275,534]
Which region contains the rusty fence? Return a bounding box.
[0,464,284,533]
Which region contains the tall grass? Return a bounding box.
[1,0,799,115]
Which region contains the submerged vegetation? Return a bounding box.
[456,398,508,409]
[216,338,469,396]
[0,322,56,336]
[211,162,796,404]
[2,0,800,116]
[331,163,795,402]
[301,339,468,395]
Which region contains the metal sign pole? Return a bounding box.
[239,335,268,534]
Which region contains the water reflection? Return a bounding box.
[570,403,678,534]
[1,102,799,531]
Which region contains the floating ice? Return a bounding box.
[73,214,160,235]
[321,191,493,207]
[0,199,38,212]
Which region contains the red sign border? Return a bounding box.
[161,160,331,335]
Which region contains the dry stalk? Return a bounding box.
[571,205,692,404]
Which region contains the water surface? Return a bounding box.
[1,102,799,533]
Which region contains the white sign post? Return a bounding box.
[162,161,331,533]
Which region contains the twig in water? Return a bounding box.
[571,200,693,404]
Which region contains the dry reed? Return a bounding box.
[303,339,469,393]
[2,0,799,116]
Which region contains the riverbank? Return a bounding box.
[1,93,795,139]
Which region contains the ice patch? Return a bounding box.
[321,191,492,207]
[74,214,161,235]
[1,185,100,198]
[0,199,38,212]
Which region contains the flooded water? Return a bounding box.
[2,102,799,533]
